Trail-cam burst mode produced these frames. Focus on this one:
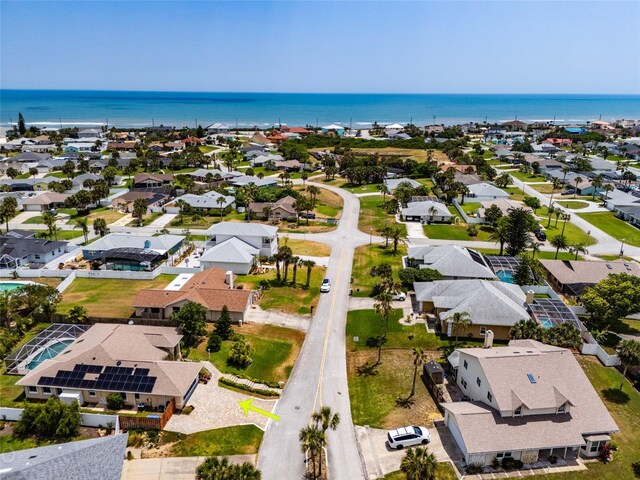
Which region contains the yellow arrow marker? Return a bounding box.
[238,398,281,421]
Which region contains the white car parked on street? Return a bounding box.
[320,278,331,293]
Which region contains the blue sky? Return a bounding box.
[1,1,639,94]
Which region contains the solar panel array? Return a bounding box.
[486,256,523,272]
[529,299,586,331]
[468,249,490,267]
[39,364,157,393]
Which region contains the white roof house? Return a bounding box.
[407,245,495,280]
[465,183,509,202]
[229,175,278,188]
[441,340,618,467]
[384,177,422,191]
[385,123,405,130]
[205,222,278,257]
[169,191,235,211]
[199,237,260,275]
[401,201,451,222]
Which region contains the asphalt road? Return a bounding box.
[257,182,370,480]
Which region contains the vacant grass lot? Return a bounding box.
[578,212,640,247]
[58,275,175,318]
[548,356,640,480]
[280,238,331,257]
[57,207,125,225]
[509,170,547,182]
[170,210,246,228]
[423,224,493,242]
[294,185,344,219]
[529,183,556,194]
[236,266,325,315]
[351,244,406,297]
[169,425,263,457]
[358,195,406,236]
[188,323,303,383]
[457,202,482,215]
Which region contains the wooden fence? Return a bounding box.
[119,399,175,431]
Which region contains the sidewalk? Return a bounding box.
[122,455,257,480]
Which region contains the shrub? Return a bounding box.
[466,464,483,474]
[492,457,500,469]
[127,451,134,461]
[228,336,252,368]
[106,393,124,410]
[599,443,612,463]
[218,378,280,397]
[213,305,233,340]
[182,405,194,415]
[549,455,558,464]
[259,279,271,290]
[501,457,523,470]
[207,334,222,353]
[467,225,478,237]
[13,397,80,439]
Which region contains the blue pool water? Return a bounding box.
[0,282,29,292]
[27,340,73,370]
[539,317,554,329]
[495,270,515,284]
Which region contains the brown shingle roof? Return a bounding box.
[539,259,640,286]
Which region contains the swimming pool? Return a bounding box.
[0,281,38,292]
[27,340,74,370]
[539,317,554,329]
[495,270,515,284]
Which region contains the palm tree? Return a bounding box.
[374,283,395,365]
[617,339,640,390]
[216,195,226,218]
[528,240,542,259]
[560,212,571,235]
[389,226,407,253]
[312,406,340,434]
[488,218,509,255]
[410,347,427,397]
[400,447,438,480]
[307,185,321,208]
[548,178,562,209]
[591,174,603,200]
[303,260,315,288]
[291,256,301,284]
[378,183,390,202]
[554,208,563,227]
[427,206,437,224]
[561,166,571,184]
[569,242,589,260]
[300,172,309,188]
[243,183,259,222]
[573,176,583,199]
[74,217,89,244]
[602,183,615,203]
[196,456,232,479]
[509,319,544,341]
[299,425,325,479]
[550,234,568,259]
[451,311,471,344]
[546,204,555,227]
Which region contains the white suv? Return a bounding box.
[392,291,407,301]
[320,278,331,293]
[387,426,431,449]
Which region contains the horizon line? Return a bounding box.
[2,88,639,96]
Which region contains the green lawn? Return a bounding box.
[548,357,640,480]
[556,200,590,210]
[23,215,44,224]
[358,195,406,236]
[236,266,325,315]
[457,202,482,215]
[536,208,596,246]
[168,425,263,457]
[423,224,494,242]
[503,186,526,202]
[578,212,640,247]
[509,170,547,182]
[187,324,303,383]
[0,434,91,454]
[58,275,175,318]
[351,244,406,297]
[529,183,556,194]
[384,462,457,480]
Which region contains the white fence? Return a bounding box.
[56,271,77,293]
[0,407,120,431]
[581,332,621,367]
[0,269,74,278]
[452,199,485,224]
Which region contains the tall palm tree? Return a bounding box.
[299,425,325,479]
[307,185,321,207]
[216,195,226,218]
[410,347,427,397]
[312,406,340,434]
[573,176,583,199]
[561,166,571,184]
[427,206,438,224]
[488,218,509,255]
[243,183,259,222]
[378,183,390,202]
[560,212,571,235]
[550,234,568,259]
[450,311,471,344]
[389,226,407,253]
[546,205,555,227]
[569,242,589,260]
[400,447,438,480]
[602,183,615,203]
[303,259,316,288]
[300,172,309,189]
[374,283,395,365]
[528,240,542,259]
[548,178,562,209]
[617,339,640,390]
[291,256,301,284]
[74,217,89,244]
[591,174,603,200]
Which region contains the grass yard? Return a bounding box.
[294,185,344,219]
[457,202,482,215]
[23,216,44,224]
[168,425,263,457]
[503,186,526,202]
[37,230,85,241]
[529,183,556,194]
[509,170,547,182]
[58,207,125,225]
[536,208,596,246]
[548,356,640,480]
[556,200,590,210]
[280,238,331,257]
[198,145,218,153]
[58,274,176,318]
[384,463,458,480]
[236,266,325,315]
[423,223,494,242]
[188,323,304,383]
[578,212,640,247]
[351,244,406,297]
[358,195,406,236]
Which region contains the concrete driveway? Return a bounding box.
[122,455,256,479]
[356,422,463,479]
[164,361,277,435]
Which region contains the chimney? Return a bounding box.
[226,271,234,289]
[483,330,494,349]
[526,290,535,304]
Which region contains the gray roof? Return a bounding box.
[384,177,421,191]
[408,245,495,279]
[83,233,183,254]
[0,434,128,480]
[200,237,259,264]
[414,279,528,326]
[401,201,451,218]
[0,236,67,258]
[229,175,278,187]
[467,183,509,198]
[206,221,278,237]
[173,191,235,209]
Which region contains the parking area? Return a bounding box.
[356,421,463,479]
[164,361,277,435]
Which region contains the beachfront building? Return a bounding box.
[442,340,618,467]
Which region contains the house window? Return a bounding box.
[463,360,468,369]
[496,451,512,459]
[590,442,600,453]
[514,406,522,416]
[476,377,482,387]
[89,391,96,397]
[480,327,487,335]
[557,404,566,413]
[461,378,467,389]
[42,387,51,395]
[28,386,37,393]
[487,391,493,402]
[35,254,41,260]
[57,388,63,395]
[135,393,140,400]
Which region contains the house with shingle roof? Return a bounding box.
[442,339,618,467]
[400,201,451,223]
[407,245,495,280]
[0,232,68,268]
[413,279,529,340]
[205,222,278,257]
[133,267,253,321]
[384,177,421,192]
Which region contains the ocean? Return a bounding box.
[1,90,639,129]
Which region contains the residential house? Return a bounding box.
[280,126,311,135]
[106,141,137,151]
[406,245,495,280]
[77,128,104,138]
[442,340,618,467]
[249,195,298,222]
[0,434,128,480]
[229,175,278,188]
[199,237,260,274]
[206,222,278,257]
[185,168,241,183]
[206,123,230,135]
[384,177,421,192]
[16,324,202,410]
[616,205,640,227]
[400,200,451,223]
[413,279,529,339]
[112,191,167,213]
[464,183,509,202]
[453,173,484,186]
[132,173,174,188]
[249,153,284,166]
[0,231,68,268]
[600,188,640,211]
[0,178,49,192]
[8,151,52,163]
[539,259,640,297]
[133,268,253,322]
[166,191,235,213]
[477,199,530,223]
[22,192,70,212]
